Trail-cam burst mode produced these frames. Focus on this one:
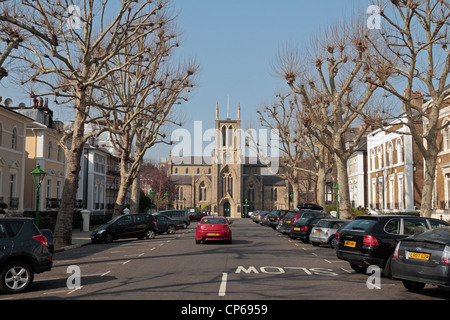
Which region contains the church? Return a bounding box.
[167,103,291,218]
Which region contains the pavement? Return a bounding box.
[54,230,92,253]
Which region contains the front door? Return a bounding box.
[223,202,231,217]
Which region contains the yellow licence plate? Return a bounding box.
[407,252,430,261]
[344,240,356,248]
[314,229,322,233]
[294,227,301,231]
[286,221,291,224]
[207,233,220,236]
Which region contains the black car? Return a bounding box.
[91,213,158,243]
[0,218,53,294]
[391,227,450,292]
[153,213,184,234]
[266,210,289,229]
[297,203,324,211]
[289,212,332,242]
[155,210,190,229]
[280,209,325,235]
[335,215,449,278]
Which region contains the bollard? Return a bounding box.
[81,209,90,232]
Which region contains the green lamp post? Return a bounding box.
[31,163,46,227]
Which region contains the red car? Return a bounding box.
[195,216,232,244]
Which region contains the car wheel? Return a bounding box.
[383,254,394,278]
[350,263,367,274]
[104,233,114,243]
[146,229,156,239]
[167,225,176,234]
[402,280,425,293]
[0,261,34,294]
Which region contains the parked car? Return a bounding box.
[189,212,208,221]
[297,203,324,211]
[153,213,184,234]
[335,215,450,277]
[91,213,157,243]
[266,209,289,229]
[195,216,232,244]
[155,209,190,228]
[251,211,269,224]
[289,212,332,242]
[0,218,52,294]
[391,227,450,292]
[309,219,351,248]
[279,209,325,235]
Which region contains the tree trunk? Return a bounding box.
[316,164,326,209]
[54,107,86,246]
[421,155,437,218]
[130,174,140,214]
[336,156,352,219]
[113,154,133,218]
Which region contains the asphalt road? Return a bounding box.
[2,218,449,303]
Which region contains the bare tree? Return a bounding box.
[276,21,388,219]
[0,0,173,246]
[100,20,198,217]
[257,93,332,208]
[365,0,450,217]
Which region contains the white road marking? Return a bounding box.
[218,273,228,297]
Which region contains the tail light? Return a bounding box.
[363,235,379,247]
[301,226,309,231]
[32,235,48,247]
[336,232,340,242]
[441,246,450,265]
[393,242,400,259]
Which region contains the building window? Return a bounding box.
[248,184,255,202]
[11,128,17,150]
[199,183,207,201]
[378,177,384,210]
[396,138,403,163]
[57,146,63,162]
[377,146,383,169]
[370,149,375,171]
[444,122,450,151]
[387,142,393,167]
[48,141,53,159]
[398,174,404,211]
[94,154,105,174]
[222,169,233,197]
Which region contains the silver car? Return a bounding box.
[309,219,351,248]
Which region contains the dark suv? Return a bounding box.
[91,214,158,243]
[335,215,449,277]
[0,218,53,294]
[289,211,332,242]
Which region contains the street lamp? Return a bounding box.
[31,163,46,227]
[289,193,293,210]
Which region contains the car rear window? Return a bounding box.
[413,227,450,244]
[285,212,296,220]
[403,218,428,235]
[201,218,227,224]
[342,218,377,232]
[316,220,331,228]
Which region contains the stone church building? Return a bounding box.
[167,104,291,218]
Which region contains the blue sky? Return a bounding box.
[149,0,373,162]
[0,0,375,162]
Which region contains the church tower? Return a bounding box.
[211,103,243,218]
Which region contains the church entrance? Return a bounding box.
[223,202,231,217]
